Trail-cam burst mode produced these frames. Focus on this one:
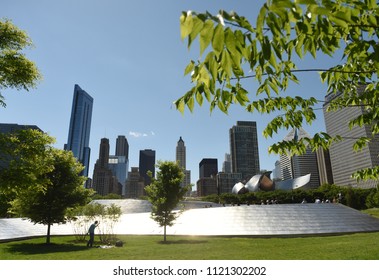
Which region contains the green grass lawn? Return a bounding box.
[362,207,379,218]
[1,232,379,260]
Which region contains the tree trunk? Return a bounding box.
[164,224,166,242]
[46,223,51,244]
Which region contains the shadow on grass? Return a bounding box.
[5,242,89,255]
[158,239,208,245]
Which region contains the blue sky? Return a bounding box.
[1,0,338,185]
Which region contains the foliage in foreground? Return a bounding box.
[177,0,379,181]
[0,19,42,107]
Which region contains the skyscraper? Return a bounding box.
[199,158,218,178]
[125,167,145,198]
[108,155,128,196]
[139,149,156,186]
[324,89,379,188]
[176,136,191,192]
[115,135,129,158]
[92,138,120,195]
[197,158,218,196]
[176,137,186,170]
[229,121,260,181]
[279,128,320,188]
[222,153,232,173]
[111,135,129,196]
[65,84,93,178]
[217,172,242,194]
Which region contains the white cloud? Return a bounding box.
[129,131,156,138]
[129,131,148,138]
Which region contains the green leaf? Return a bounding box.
[221,49,232,79]
[187,95,195,112]
[217,100,227,113]
[262,36,272,61]
[256,4,268,37]
[204,52,218,81]
[174,97,185,113]
[200,20,214,55]
[195,92,203,106]
[188,17,204,49]
[180,12,193,40]
[184,60,195,76]
[329,15,349,28]
[224,28,236,53]
[212,24,224,57]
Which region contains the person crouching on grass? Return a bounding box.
[87,221,99,247]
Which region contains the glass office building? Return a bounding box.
[139,149,155,186]
[229,121,260,181]
[65,84,93,178]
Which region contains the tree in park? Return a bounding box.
[145,161,191,242]
[0,129,91,244]
[176,0,379,181]
[0,19,42,107]
[10,147,91,244]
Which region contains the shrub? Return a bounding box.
[67,202,122,243]
[199,184,376,210]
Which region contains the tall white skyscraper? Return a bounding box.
[176,137,191,193]
[324,90,379,188]
[176,137,186,170]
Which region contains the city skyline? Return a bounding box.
[2,0,335,184]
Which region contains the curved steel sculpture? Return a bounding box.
[232,172,311,194]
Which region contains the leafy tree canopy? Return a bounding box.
[0,19,42,107]
[176,0,379,180]
[10,148,91,244]
[0,129,55,196]
[1,129,91,243]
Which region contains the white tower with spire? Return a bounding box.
[176,137,191,194]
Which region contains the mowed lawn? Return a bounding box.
[1,232,379,260]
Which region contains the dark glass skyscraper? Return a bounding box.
[65,84,93,178]
[229,121,260,181]
[199,158,218,178]
[139,149,155,186]
[115,135,129,158]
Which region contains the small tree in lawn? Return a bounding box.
[145,161,190,242]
